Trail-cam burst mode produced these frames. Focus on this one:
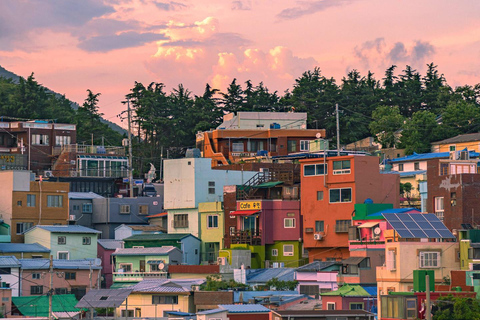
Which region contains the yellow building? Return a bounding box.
[431,133,480,153]
[199,202,224,264]
[115,279,203,318]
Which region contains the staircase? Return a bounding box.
[236,171,274,200]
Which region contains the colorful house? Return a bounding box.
[431,132,480,153]
[295,261,338,295]
[458,228,480,270]
[217,304,271,320]
[123,233,201,265]
[300,155,400,262]
[199,202,224,263]
[320,284,374,312]
[0,256,20,296]
[97,239,123,288]
[0,243,50,259]
[112,247,182,285]
[114,224,165,240]
[24,225,101,260]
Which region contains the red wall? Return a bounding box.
[228,313,270,320]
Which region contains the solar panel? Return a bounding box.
[382,212,455,239]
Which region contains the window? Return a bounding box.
[406,298,417,318]
[208,181,215,194]
[138,205,149,215]
[47,195,63,207]
[65,272,76,280]
[335,220,350,233]
[58,236,66,245]
[120,205,130,214]
[450,145,456,151]
[32,134,49,146]
[272,249,278,256]
[82,203,92,213]
[419,251,440,268]
[327,302,336,310]
[256,124,264,128]
[315,221,324,232]
[350,303,364,310]
[229,226,236,236]
[284,218,295,228]
[287,140,297,152]
[55,135,71,146]
[0,268,11,274]
[17,201,22,206]
[283,245,294,256]
[440,163,449,175]
[73,205,80,211]
[173,214,188,228]
[300,140,310,151]
[451,192,457,206]
[468,248,480,259]
[333,160,351,174]
[82,237,91,245]
[119,264,132,272]
[329,188,352,203]
[32,273,41,279]
[55,288,68,294]
[121,310,134,318]
[207,215,218,228]
[152,295,178,304]
[232,143,244,152]
[304,164,327,176]
[414,162,420,170]
[299,285,319,295]
[317,191,324,200]
[57,252,69,260]
[434,197,444,221]
[27,194,36,207]
[16,222,33,234]
[30,286,43,295]
[398,163,404,171]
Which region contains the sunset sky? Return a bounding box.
[1,0,479,128]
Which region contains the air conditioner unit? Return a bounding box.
[314,233,323,241]
[460,151,470,160]
[44,171,54,178]
[68,215,76,221]
[217,257,227,265]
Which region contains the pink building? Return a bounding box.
[19,259,101,300]
[295,261,338,296]
[97,239,123,288]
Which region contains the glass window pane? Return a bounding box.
[330,189,340,202]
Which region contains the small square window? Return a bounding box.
[82,237,91,245]
[58,252,69,260]
[120,205,130,214]
[283,245,294,256]
[58,236,66,245]
[17,201,22,206]
[317,191,324,200]
[284,218,295,228]
[272,249,278,256]
[315,221,324,232]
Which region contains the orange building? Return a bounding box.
[300,155,399,262]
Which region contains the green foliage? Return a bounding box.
[401,110,439,154]
[265,277,299,291]
[199,274,250,291]
[369,105,404,148]
[433,295,480,320]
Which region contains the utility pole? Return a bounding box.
[48,255,53,320]
[160,146,163,182]
[127,100,134,198]
[89,261,94,320]
[426,274,431,320]
[336,103,340,156]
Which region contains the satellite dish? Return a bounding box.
[316,133,322,139]
[374,227,381,235]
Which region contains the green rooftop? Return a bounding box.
[124,233,196,241]
[321,284,371,297]
[12,294,84,317]
[353,203,393,220]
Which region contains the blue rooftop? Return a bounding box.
[234,291,299,303]
[0,243,49,253]
[398,170,427,177]
[29,225,101,234]
[246,268,295,283]
[388,150,479,163]
[20,258,102,270]
[362,286,378,296]
[0,256,20,267]
[197,308,227,315]
[219,304,270,313]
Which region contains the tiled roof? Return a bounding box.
[97,239,123,250]
[124,233,199,241]
[68,192,104,199]
[0,243,49,253]
[131,279,204,293]
[219,304,270,313]
[432,133,480,145]
[321,284,371,297]
[30,225,101,234]
[112,246,178,256]
[247,268,295,283]
[0,256,20,267]
[20,258,102,270]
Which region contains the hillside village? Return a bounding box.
[2,110,480,320]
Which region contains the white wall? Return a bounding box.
[2,267,20,296]
[0,171,31,226]
[114,225,133,240]
[393,160,427,172]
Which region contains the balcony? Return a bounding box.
[53,144,125,156]
[230,230,262,245]
[113,271,168,282]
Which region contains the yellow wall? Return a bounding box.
[433,141,480,153]
[116,293,191,318]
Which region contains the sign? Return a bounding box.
[238,201,262,210]
[134,180,144,185]
[123,178,129,183]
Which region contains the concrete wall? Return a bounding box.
[0,171,31,227]
[69,199,93,228]
[0,267,20,297]
[116,293,192,317]
[199,202,224,263]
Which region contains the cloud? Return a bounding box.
[388,42,408,62]
[161,32,252,48]
[411,41,435,61]
[354,38,386,68]
[78,32,169,52]
[154,1,187,11]
[231,1,252,10]
[277,0,352,20]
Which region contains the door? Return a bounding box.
[140,260,145,272]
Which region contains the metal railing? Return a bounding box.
[113,271,168,281]
[230,230,262,245]
[53,144,125,156]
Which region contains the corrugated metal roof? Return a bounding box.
[247,268,295,283]
[321,284,371,297]
[0,256,20,267]
[112,246,178,256]
[219,304,270,313]
[29,225,101,234]
[296,261,336,272]
[68,192,104,199]
[97,239,123,250]
[0,243,49,253]
[197,308,227,315]
[342,257,366,265]
[398,170,427,177]
[388,150,479,163]
[234,291,299,303]
[362,286,378,296]
[130,279,204,293]
[12,295,83,317]
[124,233,199,241]
[20,258,101,270]
[76,289,132,308]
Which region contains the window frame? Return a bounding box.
[335,220,350,233]
[272,249,278,257]
[65,272,76,280]
[300,140,310,151]
[419,251,440,268]
[207,215,219,229]
[329,188,352,203]
[47,195,63,208]
[173,214,189,228]
[284,218,296,228]
[82,237,91,245]
[138,204,149,215]
[82,203,93,213]
[283,244,294,256]
[27,194,36,207]
[303,163,327,177]
[208,181,215,195]
[327,302,336,310]
[30,285,43,295]
[315,220,324,233]
[119,204,131,214]
[32,273,41,279]
[152,295,179,305]
[333,160,351,175]
[58,236,66,245]
[119,263,132,272]
[57,251,69,260]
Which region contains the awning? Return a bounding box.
[230,210,260,216]
[357,222,379,229]
[342,257,366,265]
[12,295,85,317]
[255,181,283,188]
[147,260,164,264]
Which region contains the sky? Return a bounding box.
[0,0,479,128]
